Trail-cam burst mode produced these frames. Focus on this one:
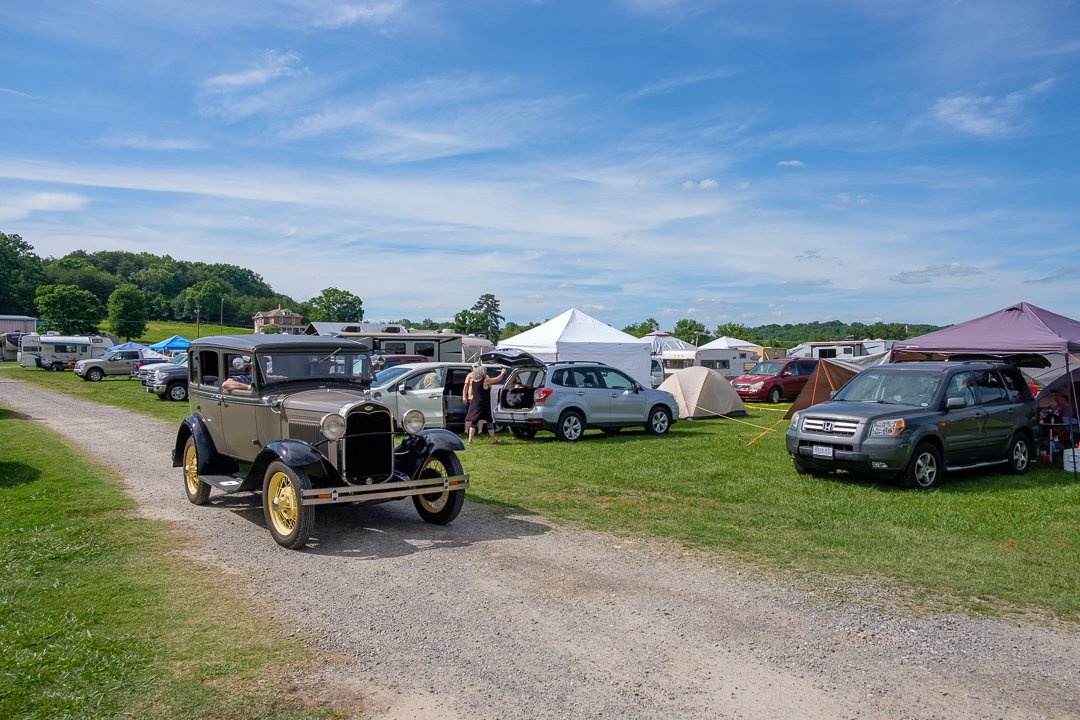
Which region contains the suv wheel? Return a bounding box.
[1005,433,1032,474]
[509,427,537,439]
[767,386,782,404]
[904,442,943,489]
[556,410,585,442]
[644,406,671,435]
[166,381,188,402]
[86,367,104,382]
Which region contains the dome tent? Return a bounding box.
[657,366,746,420]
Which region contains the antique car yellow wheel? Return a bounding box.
[412,451,465,525]
[262,461,314,549]
[182,437,211,505]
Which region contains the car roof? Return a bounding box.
[867,361,1009,372]
[188,334,372,352]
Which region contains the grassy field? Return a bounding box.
[0,405,349,719]
[4,360,1078,622]
[111,319,253,345]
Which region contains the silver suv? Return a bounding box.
[483,350,678,441]
[785,361,1039,489]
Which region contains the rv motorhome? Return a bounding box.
[333,330,492,363]
[660,346,758,380]
[18,333,113,370]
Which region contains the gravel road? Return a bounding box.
[3,373,1078,720]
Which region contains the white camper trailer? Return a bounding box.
[18,333,112,370]
[660,346,758,380]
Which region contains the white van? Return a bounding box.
[18,333,112,371]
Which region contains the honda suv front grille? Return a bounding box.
[802,417,859,436]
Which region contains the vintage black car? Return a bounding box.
[172,335,469,548]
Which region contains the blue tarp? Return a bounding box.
[107,341,146,351]
[148,335,191,352]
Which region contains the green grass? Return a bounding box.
[110,319,253,345]
[0,406,351,720]
[6,360,1078,621]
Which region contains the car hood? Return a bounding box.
[730,373,770,385]
[480,348,543,368]
[276,387,379,414]
[796,400,940,422]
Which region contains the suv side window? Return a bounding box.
[945,371,977,405]
[973,370,1007,405]
[796,361,815,375]
[598,368,635,390]
[404,368,445,390]
[551,369,570,387]
[571,368,602,388]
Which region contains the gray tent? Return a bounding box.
[658,367,747,420]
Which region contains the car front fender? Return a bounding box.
[173,416,217,474]
[395,428,465,478]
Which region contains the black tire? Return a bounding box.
[644,406,672,435]
[182,437,211,506]
[412,451,466,525]
[509,427,537,439]
[86,367,104,382]
[165,381,188,402]
[767,386,782,404]
[555,410,585,442]
[262,461,314,549]
[903,442,943,489]
[1005,433,1032,475]
[50,362,64,372]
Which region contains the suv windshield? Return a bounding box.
[833,368,941,406]
[747,361,787,376]
[256,349,374,387]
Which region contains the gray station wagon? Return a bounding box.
[172,335,469,548]
[786,361,1039,489]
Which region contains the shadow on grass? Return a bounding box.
[0,461,41,488]
[811,463,1080,494]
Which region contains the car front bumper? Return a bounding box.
[785,431,913,474]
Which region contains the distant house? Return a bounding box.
[253,304,304,334]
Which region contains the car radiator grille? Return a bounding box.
[289,421,322,446]
[801,417,859,437]
[344,406,394,482]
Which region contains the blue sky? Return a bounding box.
[2,1,1078,330]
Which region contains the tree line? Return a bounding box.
[2,231,939,345]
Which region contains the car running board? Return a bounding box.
[197,473,247,493]
[944,458,1008,472]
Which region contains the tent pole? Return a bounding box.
[1067,353,1079,477]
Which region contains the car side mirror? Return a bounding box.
[781,371,792,377]
[397,383,407,394]
[945,396,966,410]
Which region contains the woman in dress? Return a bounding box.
[464,364,507,443]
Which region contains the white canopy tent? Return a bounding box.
[498,308,652,386]
[699,336,762,350]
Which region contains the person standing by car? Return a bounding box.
[464,365,507,444]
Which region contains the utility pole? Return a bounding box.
[195,303,201,338]
[220,296,224,331]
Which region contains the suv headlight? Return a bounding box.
[320,413,346,441]
[870,418,905,437]
[402,409,425,435]
[790,411,801,429]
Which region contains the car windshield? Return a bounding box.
[833,369,941,406]
[255,349,374,387]
[746,361,786,376]
[371,365,413,387]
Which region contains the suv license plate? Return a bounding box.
[812,445,833,459]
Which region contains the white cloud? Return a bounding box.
[0,191,87,222]
[777,160,803,168]
[99,133,204,151]
[682,178,718,190]
[627,68,738,100]
[201,50,305,89]
[931,79,1055,137]
[312,0,409,29]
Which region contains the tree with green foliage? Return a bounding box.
[0,232,46,316]
[463,293,504,343]
[107,284,149,340]
[260,324,282,334]
[43,256,119,305]
[622,318,660,337]
[714,321,749,339]
[502,320,540,338]
[672,318,710,345]
[179,279,226,322]
[308,287,364,322]
[34,284,104,335]
[451,309,488,338]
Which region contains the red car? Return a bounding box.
[729,358,818,403]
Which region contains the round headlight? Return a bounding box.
[320,413,346,441]
[402,409,425,435]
